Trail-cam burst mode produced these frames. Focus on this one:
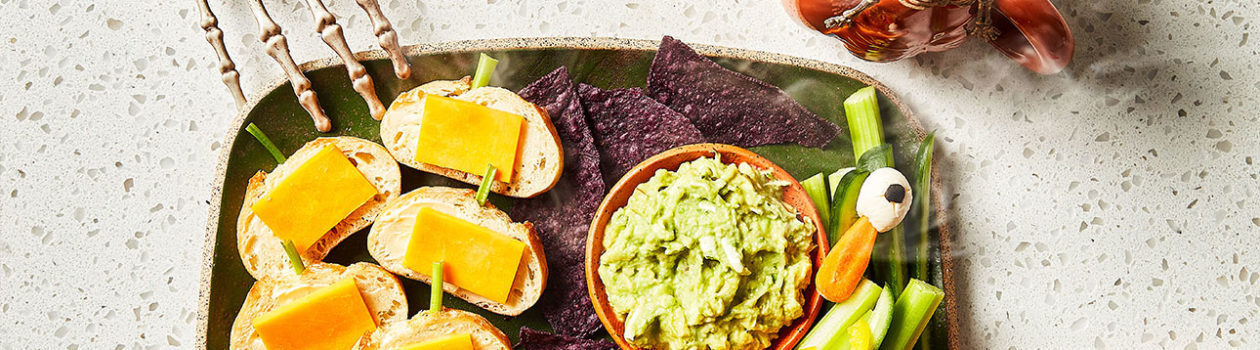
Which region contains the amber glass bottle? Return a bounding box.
[783,0,1075,73]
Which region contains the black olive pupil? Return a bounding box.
[885,184,906,203]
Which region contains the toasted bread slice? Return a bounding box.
[354,309,511,350]
[230,262,408,350]
[367,186,548,316]
[236,137,401,280]
[380,77,563,198]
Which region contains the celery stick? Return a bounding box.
[802,173,831,227]
[844,86,905,298]
[430,261,445,315]
[470,53,499,89]
[843,86,888,164]
[245,122,286,163]
[881,279,944,350]
[798,279,882,350]
[913,132,936,282]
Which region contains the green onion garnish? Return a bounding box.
[475,165,498,206]
[913,132,936,283]
[430,261,444,315]
[885,229,907,299]
[470,53,499,89]
[245,123,286,163]
[281,240,305,275]
[911,133,937,350]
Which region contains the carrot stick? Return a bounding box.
[816,216,878,302]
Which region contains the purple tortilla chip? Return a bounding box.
[512,67,606,337]
[646,36,841,148]
[516,327,618,350]
[577,83,706,182]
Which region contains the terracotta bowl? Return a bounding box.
[585,143,829,350]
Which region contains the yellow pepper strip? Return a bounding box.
[847,318,874,350]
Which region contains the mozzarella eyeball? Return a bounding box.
[855,167,913,232]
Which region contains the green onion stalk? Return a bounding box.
[912,132,935,283]
[910,132,935,350]
[470,53,499,89]
[280,240,305,275]
[245,123,286,164]
[430,261,445,315]
[475,165,498,206]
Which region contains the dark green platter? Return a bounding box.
[196,37,958,349]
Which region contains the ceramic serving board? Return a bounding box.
[195,37,958,349]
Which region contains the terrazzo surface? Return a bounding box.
[1,0,1258,348]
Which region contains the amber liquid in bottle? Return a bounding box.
[790,0,973,62]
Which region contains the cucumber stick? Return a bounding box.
[802,173,831,228]
[828,167,856,200]
[828,170,869,247]
[868,286,895,348]
[797,279,882,350]
[881,279,944,350]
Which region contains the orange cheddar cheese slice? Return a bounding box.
[251,145,378,252]
[414,95,524,183]
[398,333,474,350]
[252,278,376,350]
[403,207,525,304]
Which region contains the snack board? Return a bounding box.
[197,37,956,349]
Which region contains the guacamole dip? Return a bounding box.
[598,156,816,350]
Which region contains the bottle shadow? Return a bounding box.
[913,0,1239,347]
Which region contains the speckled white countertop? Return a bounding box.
[1,0,1257,348]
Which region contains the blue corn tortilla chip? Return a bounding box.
[577,83,706,183]
[647,36,841,148]
[516,327,618,350]
[512,67,606,338]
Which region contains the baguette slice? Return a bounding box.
[368,186,548,316]
[380,77,563,198]
[236,137,401,280]
[230,262,408,350]
[354,309,511,350]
